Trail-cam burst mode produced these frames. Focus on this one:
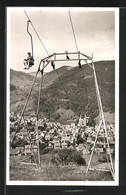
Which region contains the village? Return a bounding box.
[9,111,115,157]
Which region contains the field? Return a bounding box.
[10,153,114,181]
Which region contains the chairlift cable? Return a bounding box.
[35,64,45,166]
[80,66,89,113]
[68,11,79,52]
[55,69,70,100]
[68,11,89,114]
[11,70,39,146]
[36,66,44,120]
[54,69,78,107]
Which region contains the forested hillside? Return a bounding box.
[10,60,115,123]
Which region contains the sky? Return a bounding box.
[7,8,117,73]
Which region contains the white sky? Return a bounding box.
[7,8,116,73]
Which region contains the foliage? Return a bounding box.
[20,139,28,147]
[98,154,110,163]
[12,138,27,148]
[53,113,61,120]
[87,117,96,127]
[51,148,86,166]
[40,147,52,155]
[10,83,16,91]
[76,134,84,145]
[10,127,16,133]
[51,155,61,166]
[39,142,48,153]
[112,148,115,158]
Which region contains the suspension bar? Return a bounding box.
[41,51,92,63]
[47,58,89,62]
[27,20,34,58]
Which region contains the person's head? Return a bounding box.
[27,52,31,57]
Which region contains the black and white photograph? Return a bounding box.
[6,7,119,185]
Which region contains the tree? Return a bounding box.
[76,134,84,145]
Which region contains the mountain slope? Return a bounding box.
[42,66,73,88]
[10,69,40,87]
[34,60,115,121]
[10,69,40,111]
[10,60,115,122]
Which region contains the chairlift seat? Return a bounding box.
[24,57,34,70]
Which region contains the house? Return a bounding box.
[78,143,84,149]
[48,142,54,149]
[71,122,75,128]
[87,137,92,143]
[109,141,115,148]
[80,147,87,155]
[61,142,68,149]
[53,140,60,144]
[85,144,91,154]
[92,136,95,142]
[68,145,74,150]
[95,147,103,154]
[106,148,114,154]
[45,135,51,141]
[78,143,88,154]
[78,115,88,127]
[25,145,31,155]
[24,145,38,155]
[99,147,104,153]
[54,142,61,149]
[108,136,114,142]
[20,147,25,155]
[33,145,38,153]
[53,136,59,140]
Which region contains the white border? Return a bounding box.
[6,7,119,186]
[114,8,119,186]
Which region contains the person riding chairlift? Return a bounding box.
[24,52,34,69]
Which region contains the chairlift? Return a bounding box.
[24,20,35,70]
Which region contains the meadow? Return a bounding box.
[10,153,113,181]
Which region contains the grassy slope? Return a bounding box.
[10,154,113,181]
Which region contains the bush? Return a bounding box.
[10,83,16,91]
[72,150,86,165]
[58,148,72,165]
[12,138,24,148]
[40,147,51,155]
[112,148,115,158]
[52,148,86,166]
[20,139,28,147]
[51,156,61,166]
[51,149,59,154]
[39,142,48,151]
[98,155,110,163]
